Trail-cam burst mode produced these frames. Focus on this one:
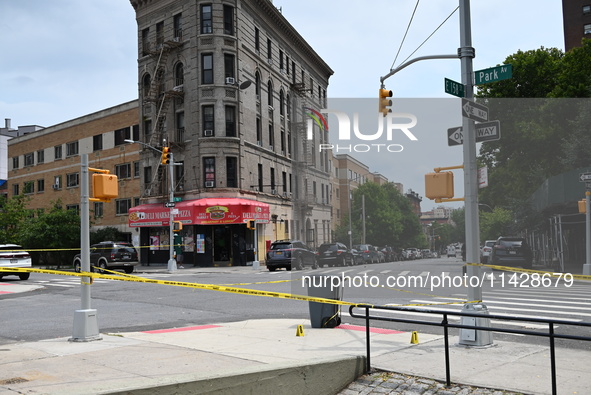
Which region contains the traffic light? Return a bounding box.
[92,173,118,201]
[161,147,171,165]
[172,221,183,232]
[379,88,393,117]
[579,199,587,214]
[425,171,454,200]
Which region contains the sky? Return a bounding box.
[0,0,566,210]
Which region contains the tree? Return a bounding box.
[0,194,31,244]
[20,201,81,267]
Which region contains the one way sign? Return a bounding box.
[447,120,501,146]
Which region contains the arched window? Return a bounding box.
[267,80,273,107]
[142,74,151,97]
[174,63,184,87]
[255,71,261,100]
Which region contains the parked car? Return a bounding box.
[350,249,365,265]
[480,240,496,264]
[421,249,432,259]
[73,241,139,274]
[380,246,397,262]
[0,244,32,280]
[266,240,317,271]
[375,247,386,263]
[316,242,353,267]
[353,244,379,264]
[490,237,533,269]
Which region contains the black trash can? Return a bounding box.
[307,275,342,328]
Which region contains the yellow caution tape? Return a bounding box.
[466,262,591,281]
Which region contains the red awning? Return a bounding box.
[128,198,270,227]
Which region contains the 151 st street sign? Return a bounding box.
[448,120,501,146]
[475,64,512,85]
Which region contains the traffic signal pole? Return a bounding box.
[458,0,482,303]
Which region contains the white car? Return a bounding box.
[0,244,32,280]
[480,240,496,264]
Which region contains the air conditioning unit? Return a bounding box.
[172,85,183,92]
[204,129,214,136]
[52,184,60,190]
[205,181,215,188]
[225,77,235,85]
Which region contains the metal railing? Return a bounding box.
[349,304,591,395]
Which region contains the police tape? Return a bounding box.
[465,262,591,281]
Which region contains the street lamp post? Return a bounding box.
[125,139,177,273]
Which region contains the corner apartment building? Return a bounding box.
[127,0,333,266]
[562,0,591,51]
[6,101,141,238]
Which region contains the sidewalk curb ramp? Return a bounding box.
[105,355,366,395]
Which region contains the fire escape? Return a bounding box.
[142,30,184,199]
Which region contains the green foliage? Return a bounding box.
[479,208,514,242]
[339,182,423,248]
[90,227,128,245]
[0,194,32,244]
[19,200,81,267]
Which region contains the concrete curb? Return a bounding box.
[104,355,366,395]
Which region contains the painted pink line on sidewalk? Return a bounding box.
[336,324,403,334]
[143,325,222,334]
[0,291,14,294]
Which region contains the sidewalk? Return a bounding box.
[1,317,590,394]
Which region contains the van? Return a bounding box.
[447,245,456,258]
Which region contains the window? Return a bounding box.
[584,5,591,14]
[226,157,237,188]
[255,71,261,100]
[24,152,34,167]
[175,62,184,87]
[12,156,19,169]
[37,179,45,193]
[258,163,263,191]
[12,184,19,196]
[203,105,214,135]
[142,74,151,98]
[133,124,139,141]
[223,5,234,35]
[142,27,150,56]
[116,199,132,215]
[66,141,79,157]
[225,106,236,137]
[280,129,286,153]
[204,157,215,187]
[224,54,235,79]
[279,90,285,116]
[175,161,185,192]
[144,118,152,138]
[279,50,284,71]
[176,111,185,142]
[66,204,80,215]
[586,24,591,35]
[66,172,79,188]
[94,202,104,218]
[156,21,164,45]
[173,13,183,39]
[201,4,212,34]
[254,27,260,52]
[114,127,130,146]
[268,124,274,150]
[133,161,140,178]
[93,134,103,151]
[144,166,152,184]
[24,181,34,194]
[37,149,44,164]
[267,38,272,62]
[267,81,273,106]
[116,163,132,179]
[282,171,287,193]
[270,168,275,191]
[201,53,213,84]
[256,117,262,145]
[53,175,62,190]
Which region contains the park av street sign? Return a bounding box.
[475,64,512,85]
[447,120,501,146]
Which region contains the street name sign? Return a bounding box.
[444,78,465,98]
[461,98,489,122]
[474,64,512,85]
[447,120,501,146]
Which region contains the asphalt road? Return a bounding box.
[1,257,589,350]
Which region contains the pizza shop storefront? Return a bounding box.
[128,198,270,267]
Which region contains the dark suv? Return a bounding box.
[490,237,533,269]
[73,242,139,274]
[317,242,353,267]
[266,240,317,271]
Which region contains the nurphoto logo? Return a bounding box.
[306,108,418,153]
